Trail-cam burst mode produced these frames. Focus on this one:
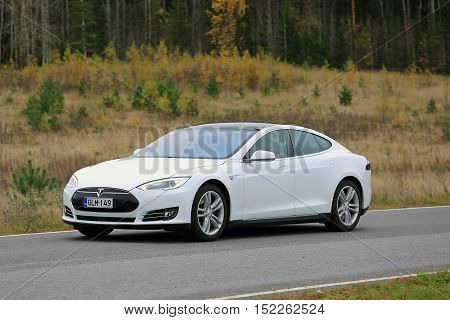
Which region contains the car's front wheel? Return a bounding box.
[75,225,113,238]
[325,180,362,231]
[189,184,228,241]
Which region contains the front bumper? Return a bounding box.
[62,185,194,230]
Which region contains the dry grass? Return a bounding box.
[270,271,449,300]
[0,55,449,235]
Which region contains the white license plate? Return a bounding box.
[83,197,113,209]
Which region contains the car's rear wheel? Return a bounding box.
[189,184,228,241]
[75,225,113,238]
[325,180,361,231]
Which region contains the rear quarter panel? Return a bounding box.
[332,152,372,210]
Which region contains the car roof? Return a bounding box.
[189,122,277,131]
[186,122,333,142]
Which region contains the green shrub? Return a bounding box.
[93,123,104,133]
[131,86,145,109]
[185,98,199,116]
[260,86,271,96]
[76,105,88,119]
[339,85,353,106]
[329,105,337,113]
[426,99,437,114]
[132,80,180,116]
[79,79,90,96]
[205,74,220,99]
[165,80,181,117]
[443,121,450,141]
[131,83,159,111]
[103,89,123,110]
[71,105,89,128]
[358,77,366,89]
[23,78,64,131]
[410,108,419,117]
[12,160,62,195]
[5,95,13,105]
[201,111,215,123]
[312,84,320,97]
[189,81,199,93]
[299,96,308,107]
[154,79,180,117]
[261,73,282,96]
[238,86,245,98]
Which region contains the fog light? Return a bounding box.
[142,207,179,222]
[164,209,177,218]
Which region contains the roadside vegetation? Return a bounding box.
[0,47,449,235]
[274,272,449,300]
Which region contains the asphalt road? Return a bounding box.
[1,206,449,299]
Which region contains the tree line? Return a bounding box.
[0,0,448,73]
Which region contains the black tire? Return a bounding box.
[188,184,229,241]
[75,225,113,238]
[325,180,362,232]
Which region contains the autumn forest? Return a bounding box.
[0,0,448,73]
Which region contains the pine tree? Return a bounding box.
[67,0,104,56]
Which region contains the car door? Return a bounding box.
[241,130,296,220]
[289,130,336,216]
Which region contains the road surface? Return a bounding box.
[0,206,449,299]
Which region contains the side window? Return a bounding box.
[290,130,323,156]
[245,130,289,159]
[314,135,332,151]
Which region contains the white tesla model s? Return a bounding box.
[63,123,371,241]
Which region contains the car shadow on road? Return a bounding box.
[223,223,327,239]
[67,230,189,244]
[66,223,334,244]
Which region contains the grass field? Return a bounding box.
[0,52,449,235]
[273,272,449,300]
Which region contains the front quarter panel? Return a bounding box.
[177,161,244,222]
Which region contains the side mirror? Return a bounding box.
[132,148,142,157]
[249,150,276,162]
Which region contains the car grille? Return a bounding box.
[71,187,139,213]
[76,215,135,223]
[64,206,74,218]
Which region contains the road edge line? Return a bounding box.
[0,230,76,238]
[211,270,447,300]
[368,205,450,213]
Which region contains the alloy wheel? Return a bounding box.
[337,186,360,226]
[197,191,225,236]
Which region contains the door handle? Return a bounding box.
[324,160,335,165]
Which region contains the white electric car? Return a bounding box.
[63,123,371,241]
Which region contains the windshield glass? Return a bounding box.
[136,127,257,159]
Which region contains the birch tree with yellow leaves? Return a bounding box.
[207,0,246,56]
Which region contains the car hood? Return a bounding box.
[74,157,226,190]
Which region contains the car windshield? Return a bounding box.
[135,127,257,159]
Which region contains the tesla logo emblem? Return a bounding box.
[96,188,104,197]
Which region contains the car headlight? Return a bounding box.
[66,175,78,188]
[137,177,190,191]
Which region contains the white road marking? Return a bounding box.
[212,270,446,300]
[0,205,448,239]
[368,205,450,213]
[0,230,76,238]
